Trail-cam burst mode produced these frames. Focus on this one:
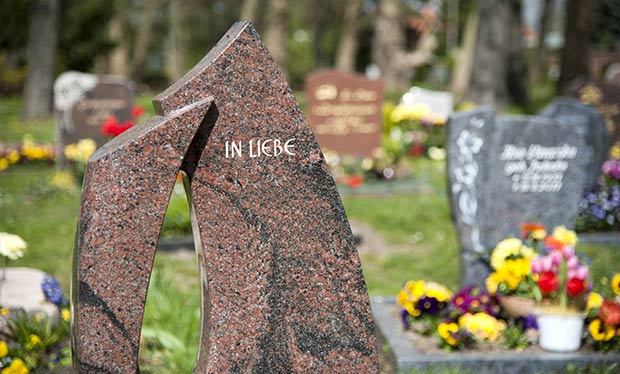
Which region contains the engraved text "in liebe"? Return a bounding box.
[225,138,296,158]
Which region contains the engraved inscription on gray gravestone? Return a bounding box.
[448,101,599,286]
[54,71,136,165]
[539,98,610,186]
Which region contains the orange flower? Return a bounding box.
[520,223,545,238]
[544,236,564,251]
[600,299,620,326]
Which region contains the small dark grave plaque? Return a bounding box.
[447,101,603,286]
[72,22,378,373]
[54,71,135,165]
[305,69,383,156]
[567,80,620,143]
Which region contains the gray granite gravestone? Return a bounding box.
[539,98,609,186]
[54,71,136,166]
[447,101,603,286]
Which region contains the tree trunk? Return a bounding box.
[22,0,58,120]
[466,0,528,111]
[311,0,329,68]
[558,0,590,92]
[108,0,130,76]
[533,0,552,81]
[240,0,260,24]
[132,0,160,81]
[372,0,409,91]
[335,0,362,72]
[372,0,436,92]
[264,0,288,70]
[451,4,478,101]
[167,0,186,82]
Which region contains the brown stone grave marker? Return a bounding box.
[54,72,136,165]
[72,22,378,373]
[305,69,383,157]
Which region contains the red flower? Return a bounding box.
[409,144,425,157]
[600,299,620,326]
[566,277,586,297]
[131,105,145,119]
[101,116,134,137]
[538,271,559,294]
[347,175,363,189]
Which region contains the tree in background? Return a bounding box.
[58,0,115,71]
[557,0,590,92]
[240,0,261,25]
[22,0,58,120]
[107,0,131,76]
[335,0,363,72]
[466,0,528,111]
[167,0,187,81]
[372,0,438,92]
[264,0,288,70]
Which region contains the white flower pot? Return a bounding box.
[537,312,584,352]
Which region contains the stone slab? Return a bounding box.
[0,267,59,321]
[447,103,603,286]
[305,69,383,156]
[73,21,378,373]
[72,98,213,373]
[372,296,620,374]
[54,71,136,165]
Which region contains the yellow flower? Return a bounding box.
[610,144,620,159]
[390,103,431,122]
[612,274,620,296]
[495,258,531,291]
[532,229,547,241]
[27,334,41,350]
[64,138,96,163]
[589,319,615,341]
[0,340,7,358]
[491,238,523,270]
[459,312,506,342]
[406,280,426,299]
[0,158,8,171]
[552,226,578,247]
[61,308,70,322]
[587,292,604,312]
[457,101,477,111]
[0,307,8,316]
[406,304,421,317]
[1,358,29,374]
[50,171,77,191]
[424,281,452,302]
[7,151,19,164]
[0,233,27,260]
[437,322,459,346]
[485,272,500,295]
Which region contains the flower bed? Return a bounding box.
[387,224,620,370]
[577,146,620,232]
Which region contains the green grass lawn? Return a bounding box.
[2,96,620,372]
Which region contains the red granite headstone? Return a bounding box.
[305,70,383,157]
[72,21,378,373]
